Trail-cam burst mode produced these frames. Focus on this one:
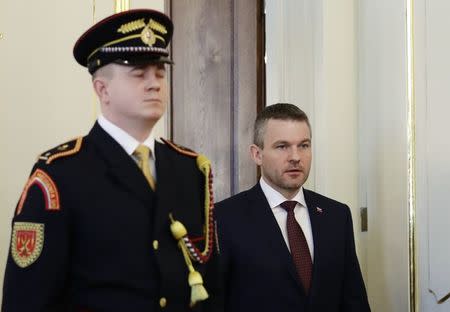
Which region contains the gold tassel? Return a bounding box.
[170,214,209,306]
[188,268,209,305]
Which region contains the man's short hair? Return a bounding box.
[253,103,311,148]
[91,63,114,81]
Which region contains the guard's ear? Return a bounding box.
[92,65,114,105]
[92,76,110,105]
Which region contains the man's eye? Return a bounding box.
[130,67,144,77]
[276,145,286,149]
[156,70,166,78]
[301,143,310,149]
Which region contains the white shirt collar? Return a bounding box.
[97,115,156,158]
[259,177,307,209]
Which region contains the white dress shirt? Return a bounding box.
[259,177,314,260]
[98,115,157,181]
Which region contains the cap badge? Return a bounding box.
[141,25,156,46]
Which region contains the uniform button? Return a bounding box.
[159,297,167,308]
[153,240,159,250]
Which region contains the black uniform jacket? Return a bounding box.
[215,183,370,312]
[2,123,222,312]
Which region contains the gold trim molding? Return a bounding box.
[115,0,130,13]
[406,0,418,311]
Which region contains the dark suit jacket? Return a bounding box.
[2,123,222,312]
[215,183,370,312]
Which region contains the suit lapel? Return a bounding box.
[153,142,174,235]
[88,123,154,205]
[247,184,306,292]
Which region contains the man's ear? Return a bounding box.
[250,144,263,166]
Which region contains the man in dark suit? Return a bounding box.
[2,9,221,311]
[216,103,370,312]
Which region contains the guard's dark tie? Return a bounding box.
[280,200,313,294]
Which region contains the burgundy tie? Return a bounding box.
[280,200,313,293]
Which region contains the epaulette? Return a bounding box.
[160,138,198,158]
[37,137,83,165]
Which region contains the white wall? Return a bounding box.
[358,1,409,311]
[267,0,411,311]
[266,0,362,279]
[415,0,450,310]
[0,0,165,306]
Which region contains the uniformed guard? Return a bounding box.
[2,9,222,312]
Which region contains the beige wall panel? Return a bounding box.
[0,0,165,305]
[0,3,94,304]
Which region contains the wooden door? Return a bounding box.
[168,0,264,201]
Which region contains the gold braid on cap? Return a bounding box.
[117,18,167,35]
[117,18,146,34]
[148,19,167,34]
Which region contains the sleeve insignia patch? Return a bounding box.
[38,137,83,164]
[11,222,45,268]
[160,138,198,158]
[16,169,60,215]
